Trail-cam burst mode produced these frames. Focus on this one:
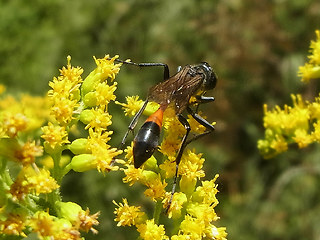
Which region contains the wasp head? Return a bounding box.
[198,62,217,90]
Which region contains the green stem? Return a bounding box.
[153,200,163,224]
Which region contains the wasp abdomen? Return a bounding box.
[133,121,161,168]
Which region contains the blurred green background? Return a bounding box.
[1,0,320,239]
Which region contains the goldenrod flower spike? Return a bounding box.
[259,30,320,158]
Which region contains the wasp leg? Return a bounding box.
[120,100,149,149]
[114,59,170,80]
[195,95,215,104]
[194,95,215,112]
[166,114,191,214]
[185,106,215,145]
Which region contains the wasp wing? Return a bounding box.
[148,65,203,114]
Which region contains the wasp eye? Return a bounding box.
[200,62,217,90]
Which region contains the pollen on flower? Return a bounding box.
[292,128,313,148]
[179,149,205,180]
[29,211,81,240]
[269,134,288,154]
[163,192,187,219]
[136,219,168,240]
[77,208,100,234]
[113,198,146,227]
[144,176,167,201]
[84,107,112,131]
[116,96,144,116]
[1,112,28,138]
[14,140,43,165]
[122,165,144,186]
[47,56,83,125]
[92,145,121,172]
[0,214,27,237]
[10,166,59,200]
[93,55,122,82]
[41,122,69,149]
[95,82,117,106]
[186,202,218,225]
[193,174,219,206]
[179,215,205,239]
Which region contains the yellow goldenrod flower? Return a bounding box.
[113,198,146,227]
[92,145,121,172]
[312,121,320,142]
[116,95,160,117]
[122,165,145,186]
[56,202,100,234]
[0,112,28,138]
[50,97,79,125]
[95,81,117,106]
[83,107,112,131]
[308,30,320,64]
[179,215,205,239]
[10,166,59,200]
[81,55,122,96]
[41,122,69,152]
[192,174,219,206]
[207,225,228,240]
[136,219,168,240]
[143,175,167,201]
[163,192,187,219]
[269,134,288,154]
[116,96,144,116]
[297,30,320,82]
[178,149,205,195]
[29,211,81,240]
[292,128,313,148]
[48,56,83,125]
[13,140,43,165]
[0,213,27,237]
[186,202,218,225]
[298,63,320,83]
[159,156,176,179]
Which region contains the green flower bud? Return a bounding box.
[70,154,96,172]
[143,155,158,171]
[81,71,100,97]
[71,88,81,102]
[179,175,197,196]
[79,109,94,125]
[141,170,158,185]
[69,138,90,154]
[55,201,82,223]
[83,92,97,107]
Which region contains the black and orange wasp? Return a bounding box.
[116,59,217,209]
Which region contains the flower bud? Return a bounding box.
[55,201,82,223]
[81,71,100,96]
[179,175,197,196]
[79,109,94,125]
[140,170,158,185]
[70,154,96,172]
[83,92,97,107]
[69,138,90,154]
[143,155,158,171]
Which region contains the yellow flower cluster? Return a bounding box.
[298,30,320,82]
[0,55,123,239]
[114,96,226,239]
[258,30,320,158]
[0,54,227,239]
